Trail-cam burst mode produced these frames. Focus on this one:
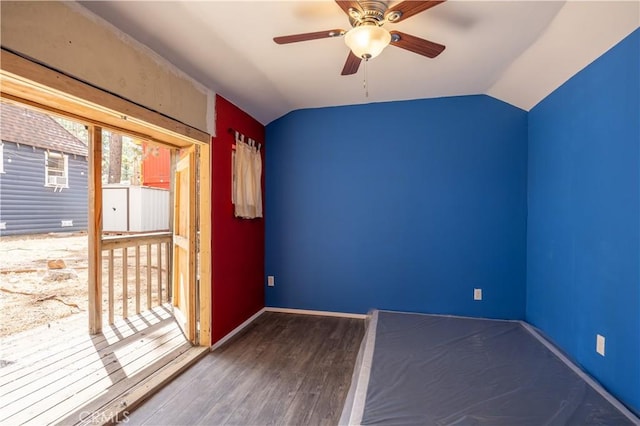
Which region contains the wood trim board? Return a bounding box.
[0,49,210,147]
[198,144,212,346]
[87,126,103,334]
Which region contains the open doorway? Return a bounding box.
[87,125,207,347]
[0,110,208,424]
[0,106,184,339]
[0,49,211,347]
[0,50,211,424]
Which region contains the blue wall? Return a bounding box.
[266,95,528,319]
[527,29,640,414]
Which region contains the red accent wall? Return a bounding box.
[211,95,265,343]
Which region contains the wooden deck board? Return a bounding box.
[1,318,179,399]
[43,340,195,426]
[69,346,207,426]
[3,326,184,417]
[0,306,174,380]
[0,304,191,426]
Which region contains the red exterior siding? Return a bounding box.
[211,95,265,343]
[141,143,170,189]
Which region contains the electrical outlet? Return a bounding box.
[596,334,605,356]
[473,288,482,301]
[267,276,275,287]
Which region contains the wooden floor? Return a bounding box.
[127,312,365,426]
[0,304,200,425]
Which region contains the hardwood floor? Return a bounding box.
[127,312,365,426]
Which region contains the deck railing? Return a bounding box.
[101,232,172,324]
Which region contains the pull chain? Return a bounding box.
[363,57,369,98]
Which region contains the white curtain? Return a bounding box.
[233,134,262,219]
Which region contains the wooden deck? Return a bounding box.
[0,304,205,425]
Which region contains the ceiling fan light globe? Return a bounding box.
[344,25,391,59]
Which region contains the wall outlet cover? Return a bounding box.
[596,334,605,356]
[267,276,275,287]
[473,288,482,301]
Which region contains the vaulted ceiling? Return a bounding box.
[79,1,639,124]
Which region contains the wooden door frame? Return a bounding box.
[88,126,103,334]
[172,147,197,343]
[0,49,212,346]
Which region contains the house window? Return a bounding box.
[45,152,69,188]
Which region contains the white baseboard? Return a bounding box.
[264,307,367,319]
[210,307,266,351]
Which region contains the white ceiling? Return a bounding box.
[78,1,639,125]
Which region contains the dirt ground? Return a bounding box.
[0,233,166,337]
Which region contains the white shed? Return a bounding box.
[102,185,170,232]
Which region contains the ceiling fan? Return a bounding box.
[274,0,447,76]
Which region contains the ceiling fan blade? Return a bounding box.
[385,1,446,23]
[273,29,345,44]
[335,1,363,18]
[341,51,362,75]
[390,31,445,58]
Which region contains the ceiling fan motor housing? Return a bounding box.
[348,0,389,27]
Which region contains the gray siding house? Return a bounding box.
[0,103,88,236]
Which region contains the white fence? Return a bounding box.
[102,185,170,232]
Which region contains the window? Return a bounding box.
[0,143,4,173]
[45,151,68,187]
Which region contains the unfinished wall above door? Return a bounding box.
[0,1,214,135]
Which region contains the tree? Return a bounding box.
[107,133,123,184]
[52,116,143,185]
[52,117,88,143]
